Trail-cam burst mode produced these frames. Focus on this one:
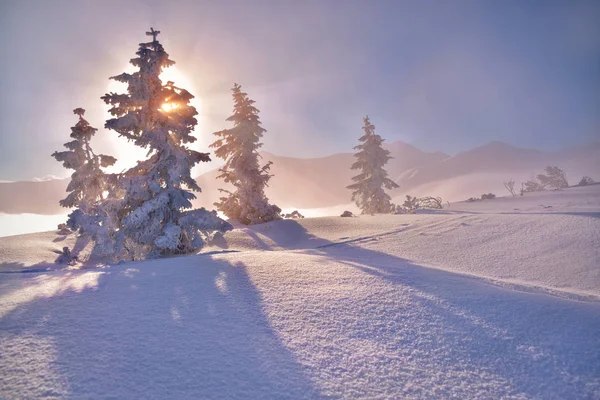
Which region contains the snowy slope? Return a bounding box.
[1,187,599,399]
[211,216,599,300]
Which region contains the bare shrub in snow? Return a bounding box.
[102,28,231,259]
[504,179,517,197]
[537,166,568,190]
[211,84,281,225]
[340,211,354,217]
[481,193,496,200]
[347,116,399,215]
[577,176,595,186]
[397,195,443,213]
[418,196,444,209]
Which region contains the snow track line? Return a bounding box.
[311,217,474,249]
[316,226,412,249]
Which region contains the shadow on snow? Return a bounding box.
[253,219,600,399]
[1,218,599,398]
[0,256,321,399]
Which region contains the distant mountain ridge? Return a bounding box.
[1,141,599,215]
[0,178,68,215]
[193,141,449,210]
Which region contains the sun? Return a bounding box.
[104,65,202,172]
[160,66,196,113]
[161,102,179,112]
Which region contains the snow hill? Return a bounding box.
[2,141,599,216]
[1,186,599,398]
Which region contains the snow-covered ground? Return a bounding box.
[1,186,599,398]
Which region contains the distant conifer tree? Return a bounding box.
[347,116,399,214]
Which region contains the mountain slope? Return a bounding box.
[2,141,599,214]
[193,142,448,209]
[0,179,67,215]
[393,141,600,202]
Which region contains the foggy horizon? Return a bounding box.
[1,137,599,183]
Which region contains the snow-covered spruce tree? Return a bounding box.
[52,108,116,213]
[210,83,281,225]
[52,108,119,257]
[347,116,399,215]
[101,28,231,259]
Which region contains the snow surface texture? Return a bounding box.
[1,187,599,399]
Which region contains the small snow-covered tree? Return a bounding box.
[578,176,595,186]
[537,166,568,189]
[102,28,231,258]
[400,195,419,214]
[210,83,281,225]
[347,116,399,214]
[52,108,116,214]
[523,179,545,193]
[52,108,119,257]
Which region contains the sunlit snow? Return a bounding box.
[1,186,599,399]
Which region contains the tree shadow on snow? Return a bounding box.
[242,219,332,250]
[0,261,54,274]
[0,256,321,399]
[254,219,600,399]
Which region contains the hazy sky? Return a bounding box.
[1,0,599,180]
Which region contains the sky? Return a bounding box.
[0,0,599,181]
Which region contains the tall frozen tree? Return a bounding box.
[102,28,231,259]
[211,83,281,225]
[52,108,119,257]
[347,116,399,214]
